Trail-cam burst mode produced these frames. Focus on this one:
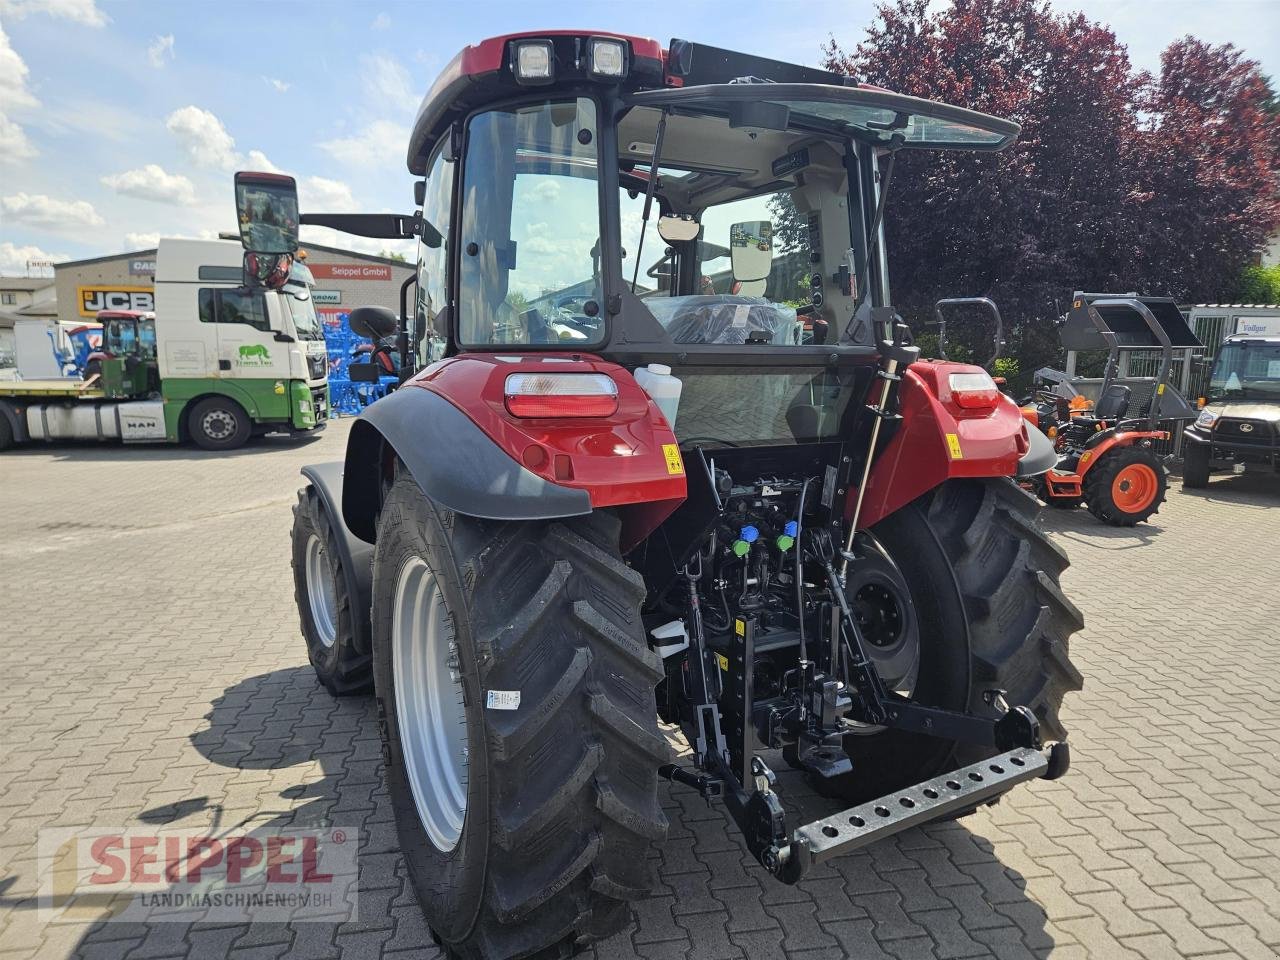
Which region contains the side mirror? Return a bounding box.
[730,220,773,284]
[235,171,299,254]
[347,362,382,383]
[349,305,399,341]
[658,215,700,243]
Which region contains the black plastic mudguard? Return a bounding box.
[1015,423,1058,478]
[301,462,375,655]
[341,385,592,543]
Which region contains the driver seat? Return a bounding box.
[1093,383,1132,421]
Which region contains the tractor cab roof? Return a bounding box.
[407,32,1021,175]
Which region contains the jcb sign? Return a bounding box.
[78,286,154,318]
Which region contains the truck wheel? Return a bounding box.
[189,397,251,451]
[372,471,669,960]
[1084,446,1167,526]
[291,485,371,695]
[1182,442,1211,488]
[0,413,12,452]
[823,478,1083,804]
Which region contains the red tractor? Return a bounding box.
[236,33,1081,960]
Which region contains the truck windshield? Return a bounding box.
[1209,342,1280,401]
[287,293,324,341]
[458,97,604,346]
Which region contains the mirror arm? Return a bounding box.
[274,332,295,343]
[300,212,442,247]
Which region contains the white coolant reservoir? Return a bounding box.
[633,363,682,429]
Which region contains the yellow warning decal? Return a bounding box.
[734,619,746,637]
[716,653,730,672]
[663,443,684,475]
[1157,383,1166,395]
[946,433,963,460]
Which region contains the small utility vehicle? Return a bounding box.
[1183,333,1280,485]
[239,32,1081,960]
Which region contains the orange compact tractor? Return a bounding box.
[1027,293,1201,525]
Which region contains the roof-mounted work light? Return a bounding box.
[513,40,554,84]
[587,37,628,79]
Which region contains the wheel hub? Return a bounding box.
[304,535,338,648]
[201,409,235,440]
[1111,462,1158,513]
[392,556,469,852]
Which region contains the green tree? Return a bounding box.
[1236,263,1280,302]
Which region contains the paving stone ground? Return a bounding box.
[1,421,1278,959]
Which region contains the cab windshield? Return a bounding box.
[287,292,324,341]
[1209,342,1280,401]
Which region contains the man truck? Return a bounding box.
[0,238,329,452]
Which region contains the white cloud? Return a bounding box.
[263,76,290,93]
[101,164,197,206]
[318,119,409,169]
[244,149,281,173]
[299,176,357,212]
[147,34,175,69]
[1,192,103,231]
[361,53,418,114]
[0,112,35,161]
[123,231,161,250]
[0,0,108,26]
[0,21,36,110]
[0,241,67,274]
[370,12,390,31]
[166,105,239,169]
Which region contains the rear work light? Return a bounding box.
[587,37,628,79]
[504,372,618,418]
[948,371,1001,410]
[513,40,554,84]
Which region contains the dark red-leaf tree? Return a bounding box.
[822,0,1280,376]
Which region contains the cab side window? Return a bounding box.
[417,144,454,363]
[198,288,269,331]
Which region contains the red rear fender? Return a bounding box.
[856,361,1030,527]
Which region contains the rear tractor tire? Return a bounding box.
[291,485,372,695]
[1083,446,1167,526]
[820,478,1083,806]
[1181,441,1211,489]
[372,471,670,960]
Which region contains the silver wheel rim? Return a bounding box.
[304,534,338,648]
[201,408,236,440]
[392,556,468,852]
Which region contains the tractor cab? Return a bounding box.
[86,310,160,399]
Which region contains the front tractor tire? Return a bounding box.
[1083,445,1167,526]
[823,478,1083,805]
[372,471,670,960]
[291,485,372,695]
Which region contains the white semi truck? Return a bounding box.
[0,238,329,451]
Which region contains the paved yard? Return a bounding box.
[1,422,1278,960]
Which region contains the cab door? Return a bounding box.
[204,288,291,382]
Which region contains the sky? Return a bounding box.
[1,0,1278,276]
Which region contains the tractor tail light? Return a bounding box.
[948,372,1000,410]
[505,372,618,418]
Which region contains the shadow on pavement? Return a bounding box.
[56,667,1051,959]
[1172,471,1280,509]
